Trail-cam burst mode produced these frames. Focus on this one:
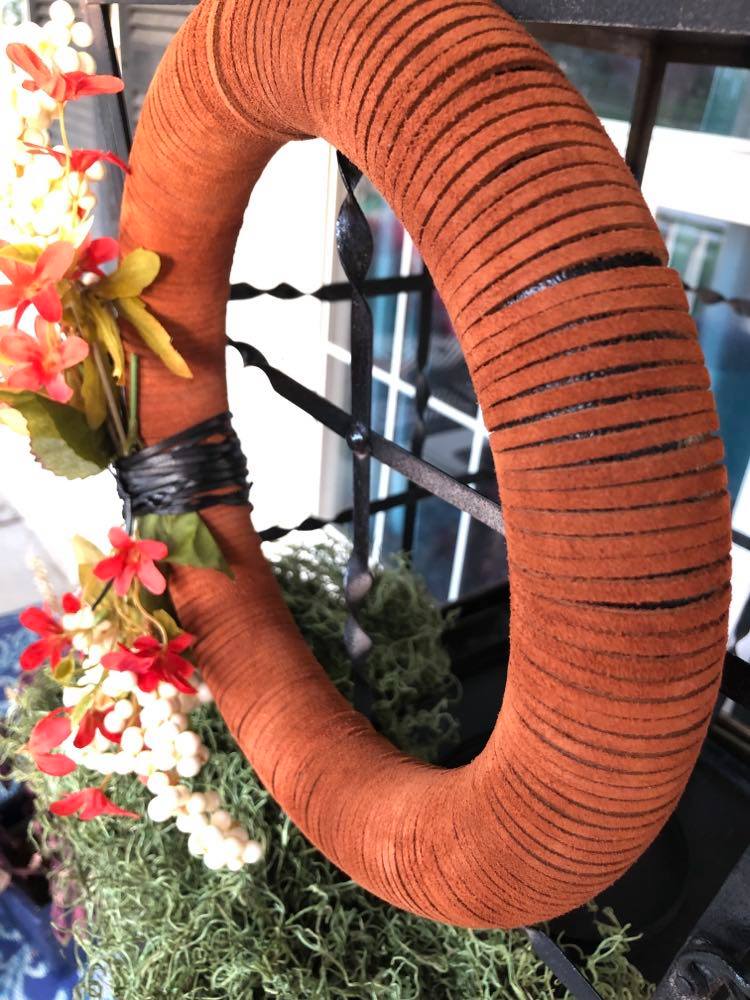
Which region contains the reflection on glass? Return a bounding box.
[657,64,750,138]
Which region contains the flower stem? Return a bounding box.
[131,586,168,645]
[126,352,140,451]
[91,341,128,455]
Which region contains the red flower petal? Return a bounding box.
[92,553,126,582]
[30,284,62,323]
[136,559,166,595]
[35,241,75,283]
[136,538,168,560]
[61,593,81,614]
[34,751,76,776]
[168,632,195,655]
[50,790,87,816]
[19,606,59,635]
[19,640,49,671]
[29,707,71,753]
[108,526,131,549]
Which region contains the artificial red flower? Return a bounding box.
[26,706,76,776]
[6,44,124,103]
[0,316,89,403]
[25,143,130,176]
[103,633,196,694]
[50,787,139,821]
[73,706,122,749]
[19,603,69,670]
[0,241,74,325]
[93,527,168,596]
[72,236,119,279]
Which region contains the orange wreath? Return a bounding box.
[119,0,731,928]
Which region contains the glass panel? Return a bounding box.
[411,497,461,603]
[657,64,750,139]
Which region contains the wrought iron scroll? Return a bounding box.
[402,266,434,554]
[653,847,750,999]
[335,153,375,717]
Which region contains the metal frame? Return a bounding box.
[72,1,750,995]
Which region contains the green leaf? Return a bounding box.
[153,608,182,640]
[138,512,233,578]
[94,248,160,300]
[53,656,75,685]
[71,690,94,726]
[116,296,192,379]
[87,295,125,382]
[72,535,109,605]
[0,243,41,264]
[80,352,108,430]
[0,390,114,479]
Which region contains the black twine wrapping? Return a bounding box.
[114,411,251,520]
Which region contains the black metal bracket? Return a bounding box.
[654,848,750,999]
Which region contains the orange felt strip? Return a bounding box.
[119,0,730,928]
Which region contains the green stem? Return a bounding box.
[126,352,140,451]
[91,341,128,455]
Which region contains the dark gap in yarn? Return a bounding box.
[441,155,639,282]
[547,582,729,613]
[500,410,711,453]
[489,383,705,433]
[472,301,685,368]
[517,555,728,584]
[489,358,695,408]
[429,131,610,243]
[387,64,562,177]
[484,331,693,388]
[510,461,726,494]
[358,16,503,146]
[464,198,646,294]
[428,118,607,233]
[483,252,663,320]
[516,645,720,697]
[409,90,588,194]
[509,491,727,517]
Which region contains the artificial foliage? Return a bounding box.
[2,544,654,999]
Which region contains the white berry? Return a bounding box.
[176,755,202,778]
[70,20,94,47]
[120,727,144,755]
[146,771,172,795]
[210,809,233,832]
[242,841,263,865]
[147,796,174,823]
[174,731,201,758]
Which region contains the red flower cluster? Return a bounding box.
[103,633,196,694]
[94,527,168,597]
[0,316,89,403]
[6,43,124,102]
[18,592,79,671]
[51,788,139,821]
[25,143,130,177]
[0,241,73,325]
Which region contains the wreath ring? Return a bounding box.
[119,0,731,928]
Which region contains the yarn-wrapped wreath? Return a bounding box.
[119,0,731,928]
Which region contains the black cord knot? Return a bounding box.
[114,411,251,518]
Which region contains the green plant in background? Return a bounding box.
[1,544,654,999]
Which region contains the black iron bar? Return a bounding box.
[335,153,376,716]
[230,274,426,302]
[402,267,435,554]
[227,338,504,533]
[625,41,667,185]
[525,928,605,1000]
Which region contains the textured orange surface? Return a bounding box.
[119,0,731,927]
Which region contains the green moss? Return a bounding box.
[1,544,653,999]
